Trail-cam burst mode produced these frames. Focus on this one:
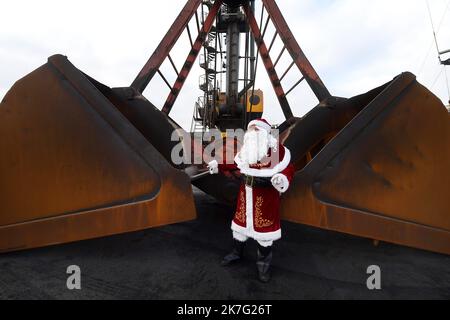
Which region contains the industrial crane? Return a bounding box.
[0,0,449,255]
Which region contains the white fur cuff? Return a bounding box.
[208,160,219,175]
[271,174,290,193]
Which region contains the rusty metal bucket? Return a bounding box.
[281,72,450,255]
[192,73,450,255]
[0,55,196,253]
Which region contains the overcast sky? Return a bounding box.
[1,0,449,130]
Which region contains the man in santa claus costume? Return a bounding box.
[208,119,295,283]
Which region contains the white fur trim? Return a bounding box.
[208,160,219,175]
[271,173,290,193]
[231,222,282,242]
[279,174,290,193]
[257,240,274,248]
[233,231,249,243]
[246,186,254,232]
[248,120,271,132]
[235,147,291,178]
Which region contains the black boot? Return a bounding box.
[256,244,273,283]
[221,239,246,267]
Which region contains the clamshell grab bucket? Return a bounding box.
[281,73,450,255]
[0,55,196,253]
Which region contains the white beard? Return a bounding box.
[239,129,276,166]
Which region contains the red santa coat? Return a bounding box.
[219,144,295,242]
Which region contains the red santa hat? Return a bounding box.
[247,118,272,133]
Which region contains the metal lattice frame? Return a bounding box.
[131,0,332,120]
